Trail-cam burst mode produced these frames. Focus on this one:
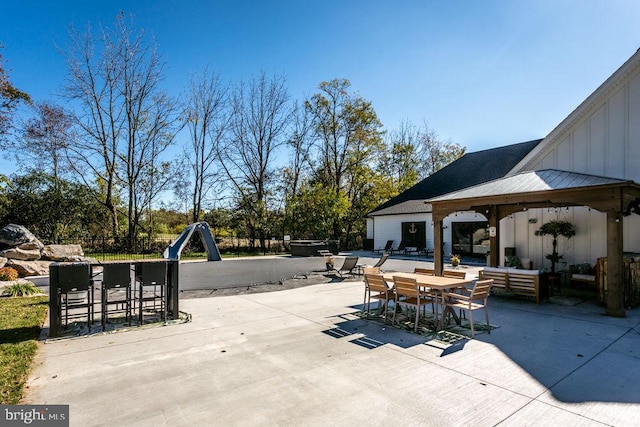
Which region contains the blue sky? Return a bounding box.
[2,0,640,176]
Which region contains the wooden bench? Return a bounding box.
[480,267,541,304]
[478,268,508,291]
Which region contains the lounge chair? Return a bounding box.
[391,240,406,255]
[373,252,390,269]
[374,240,394,254]
[329,256,359,278]
[355,251,390,275]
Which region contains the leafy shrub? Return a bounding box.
[0,266,19,281]
[2,282,40,297]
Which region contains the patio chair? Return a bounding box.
[442,279,493,338]
[443,270,466,279]
[362,266,381,275]
[329,256,359,278]
[412,268,436,316]
[374,240,394,254]
[391,275,437,332]
[363,273,395,322]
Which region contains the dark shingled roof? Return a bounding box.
[368,139,542,216]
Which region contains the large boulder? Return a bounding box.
[7,260,52,277]
[0,256,6,268]
[41,244,84,261]
[0,224,44,250]
[0,247,42,261]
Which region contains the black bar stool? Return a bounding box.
[101,262,133,330]
[135,261,168,324]
[55,263,94,331]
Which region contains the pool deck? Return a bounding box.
[23,255,640,426]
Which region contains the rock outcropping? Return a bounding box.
[0,224,96,276]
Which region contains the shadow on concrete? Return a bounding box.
[328,292,640,404]
[323,308,474,356]
[478,297,640,404]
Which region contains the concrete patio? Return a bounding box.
[24,259,640,426]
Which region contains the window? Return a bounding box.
[451,221,489,258]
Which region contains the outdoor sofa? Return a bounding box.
[479,266,542,304]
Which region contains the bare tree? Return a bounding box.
[0,43,31,146]
[62,14,180,243]
[380,119,421,192]
[184,67,228,223]
[20,101,73,187]
[218,71,291,251]
[282,101,313,198]
[415,121,465,179]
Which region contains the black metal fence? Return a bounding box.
[53,237,288,261]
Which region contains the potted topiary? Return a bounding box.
[535,220,576,273]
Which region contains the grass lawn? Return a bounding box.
[0,295,49,404]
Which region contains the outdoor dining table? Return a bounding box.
[382,272,473,330]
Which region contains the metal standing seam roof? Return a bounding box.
[367,139,543,217]
[426,169,631,202]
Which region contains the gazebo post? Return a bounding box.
[606,212,625,317]
[488,206,500,267]
[433,215,444,276]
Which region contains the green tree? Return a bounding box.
[0,173,10,219]
[203,207,234,238]
[286,181,348,240]
[280,102,313,241]
[141,207,188,236]
[304,78,384,247]
[1,172,111,241]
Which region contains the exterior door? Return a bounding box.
[402,222,426,249]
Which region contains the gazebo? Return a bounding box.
[427,169,640,317]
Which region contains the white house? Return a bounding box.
[367,139,541,258]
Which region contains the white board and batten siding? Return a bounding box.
[518,52,640,182]
[506,51,640,267]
